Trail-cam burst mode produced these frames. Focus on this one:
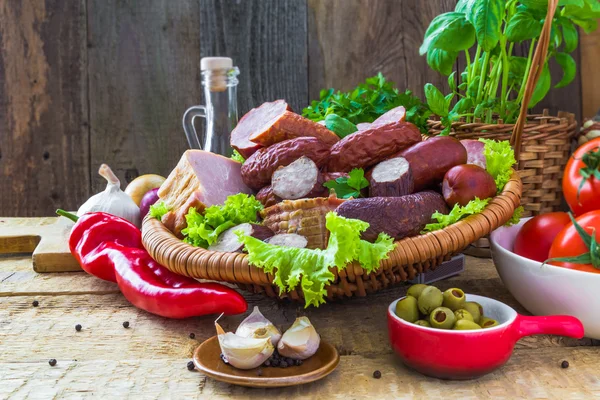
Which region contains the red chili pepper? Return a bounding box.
[58,210,247,318]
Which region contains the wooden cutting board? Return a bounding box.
[0,216,80,272]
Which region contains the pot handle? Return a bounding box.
[515,314,584,339]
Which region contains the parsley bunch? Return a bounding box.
[302,73,431,133]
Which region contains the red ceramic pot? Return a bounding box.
[388,294,583,380]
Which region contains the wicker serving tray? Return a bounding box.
[141,171,521,302]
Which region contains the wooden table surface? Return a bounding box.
[2,218,599,399]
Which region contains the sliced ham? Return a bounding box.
[158,150,254,236]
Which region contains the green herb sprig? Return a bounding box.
[323,168,369,199]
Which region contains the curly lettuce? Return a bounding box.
[479,138,516,191]
[230,149,245,163]
[149,201,170,220]
[422,198,490,233]
[237,212,395,308]
[505,206,524,227]
[182,193,263,248]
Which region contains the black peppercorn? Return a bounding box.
[257,368,263,376]
[122,321,130,328]
[373,370,382,379]
[75,324,82,332]
[189,333,195,339]
[561,360,569,369]
[280,361,289,368]
[295,359,303,366]
[32,300,39,307]
[271,359,280,367]
[49,359,57,367]
[187,361,195,371]
[264,360,271,367]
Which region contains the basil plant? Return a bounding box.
[420,0,600,133]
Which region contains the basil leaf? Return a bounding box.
[467,0,505,51]
[452,97,474,114]
[455,0,475,13]
[554,52,576,88]
[559,0,584,6]
[508,56,528,87]
[561,20,579,52]
[424,83,449,117]
[467,76,481,98]
[520,0,549,9]
[506,10,542,42]
[551,26,563,49]
[528,63,551,108]
[420,12,476,55]
[448,71,457,92]
[427,48,458,76]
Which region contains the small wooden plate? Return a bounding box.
[193,336,340,388]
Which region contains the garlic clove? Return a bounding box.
[235,306,282,346]
[277,316,320,360]
[216,320,274,370]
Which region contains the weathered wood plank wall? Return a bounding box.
[0,0,590,217]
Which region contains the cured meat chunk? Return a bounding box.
[327,121,421,172]
[158,150,253,235]
[230,100,339,158]
[241,137,330,190]
[230,100,290,158]
[355,106,406,131]
[335,192,448,242]
[368,157,413,197]
[256,186,281,208]
[272,157,326,200]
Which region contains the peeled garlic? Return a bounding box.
[277,316,320,360]
[77,164,141,227]
[235,307,282,346]
[216,318,274,370]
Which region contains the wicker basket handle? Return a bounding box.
[509,0,558,160]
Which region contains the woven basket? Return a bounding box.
[142,172,520,301]
[140,1,565,302]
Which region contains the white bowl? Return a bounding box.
[490,218,600,339]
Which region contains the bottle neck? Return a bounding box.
[201,67,239,156]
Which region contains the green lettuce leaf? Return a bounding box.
[149,201,170,220]
[479,138,516,191]
[230,149,245,163]
[422,198,490,233]
[505,206,524,226]
[237,212,395,308]
[182,193,263,248]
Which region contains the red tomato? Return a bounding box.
[513,212,571,262]
[548,211,600,273]
[563,138,600,216]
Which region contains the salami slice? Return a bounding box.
[272,157,326,200]
[264,233,308,248]
[208,223,274,253]
[368,157,413,197]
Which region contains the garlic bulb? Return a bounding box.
[77,164,141,228]
[277,316,320,360]
[216,319,274,370]
[235,307,282,346]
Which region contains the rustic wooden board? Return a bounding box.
[87,0,200,193]
[307,0,454,103]
[0,217,79,273]
[200,0,309,114]
[0,0,90,217]
[581,28,600,118]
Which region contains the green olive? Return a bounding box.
[462,301,483,324]
[407,284,428,299]
[454,319,482,330]
[429,307,456,329]
[454,309,474,322]
[395,296,419,323]
[442,288,466,311]
[479,317,499,328]
[418,286,443,315]
[414,319,431,327]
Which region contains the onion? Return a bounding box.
[124,174,166,206]
[140,188,160,220]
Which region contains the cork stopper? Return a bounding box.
[200,57,233,71]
